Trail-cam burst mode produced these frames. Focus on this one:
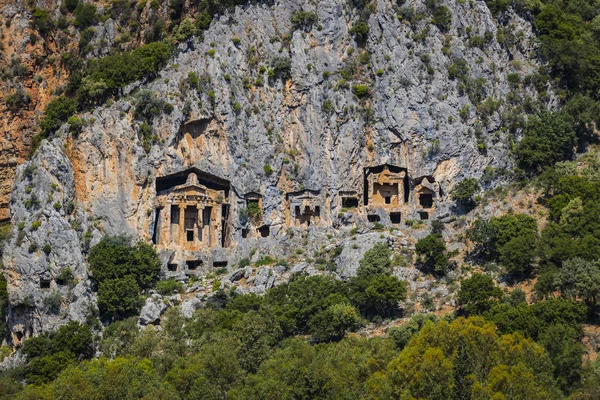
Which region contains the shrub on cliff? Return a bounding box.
[269,57,292,80]
[451,178,480,211]
[349,243,406,319]
[291,11,318,30]
[89,236,161,321]
[415,234,450,275]
[73,1,99,29]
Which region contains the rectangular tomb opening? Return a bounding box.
[258,225,270,238]
[419,193,434,209]
[419,211,429,220]
[342,197,359,208]
[390,212,401,224]
[167,263,178,272]
[186,260,202,270]
[367,214,381,222]
[184,206,199,242]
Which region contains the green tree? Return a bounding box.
[457,273,503,316]
[349,20,369,45]
[451,178,480,210]
[539,324,584,392]
[363,275,407,317]
[52,357,179,399]
[498,233,537,276]
[357,242,391,278]
[383,317,562,399]
[97,276,142,321]
[517,112,576,171]
[233,310,282,372]
[555,258,600,316]
[415,234,450,275]
[88,236,161,289]
[73,1,98,28]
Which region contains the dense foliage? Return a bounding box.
[415,233,451,275]
[517,112,577,171]
[468,213,538,276]
[19,321,94,385]
[2,309,598,399]
[6,312,592,399]
[451,178,480,210]
[88,236,161,322]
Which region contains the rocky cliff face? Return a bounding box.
[2,0,548,343]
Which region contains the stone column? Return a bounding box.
[197,205,203,243]
[179,204,186,245]
[215,206,222,248]
[163,204,171,245]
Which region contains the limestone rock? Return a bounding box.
[1,0,546,339]
[181,298,203,318]
[139,294,167,325]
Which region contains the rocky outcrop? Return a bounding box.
[2,0,548,341]
[3,139,97,345]
[139,294,168,325]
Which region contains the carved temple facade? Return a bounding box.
[152,169,230,251]
[150,164,444,262]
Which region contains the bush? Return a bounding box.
[89,236,161,321]
[134,90,171,122]
[40,96,79,136]
[468,214,538,276]
[42,244,52,255]
[517,112,576,171]
[415,234,450,275]
[22,321,93,384]
[362,275,407,317]
[431,5,452,32]
[352,85,370,98]
[291,11,318,30]
[457,274,503,315]
[448,58,469,80]
[156,279,184,295]
[263,164,274,175]
[555,258,600,317]
[81,42,172,100]
[5,87,31,113]
[65,0,79,12]
[97,276,142,321]
[56,267,76,286]
[357,242,391,278]
[67,116,85,136]
[246,201,262,221]
[270,57,292,80]
[388,313,437,349]
[73,1,99,28]
[32,7,54,35]
[451,178,480,210]
[349,20,369,45]
[43,291,62,314]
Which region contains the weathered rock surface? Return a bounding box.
[2,0,547,340]
[139,294,168,325]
